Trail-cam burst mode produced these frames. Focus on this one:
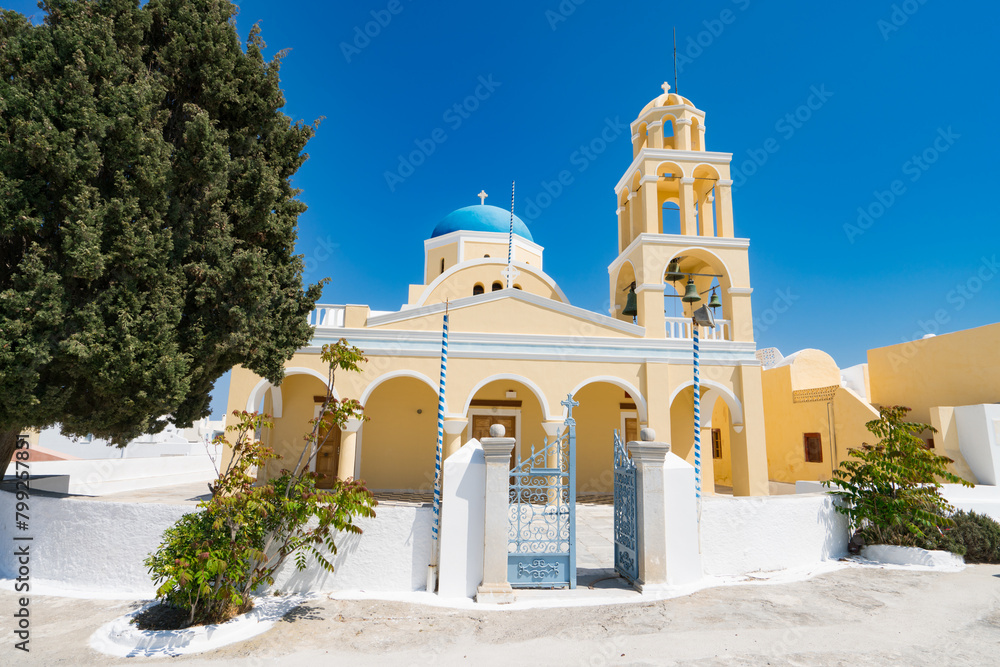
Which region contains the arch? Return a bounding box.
[612,259,637,321]
[491,281,503,292]
[462,373,553,421]
[360,370,438,407]
[654,160,687,179]
[473,282,484,296]
[668,380,744,426]
[568,376,648,423]
[415,258,569,306]
[661,246,735,291]
[245,367,339,418]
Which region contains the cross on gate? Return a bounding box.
[561,393,579,425]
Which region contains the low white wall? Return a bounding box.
[700,493,848,576]
[0,491,433,597]
[4,453,219,496]
[797,480,1000,524]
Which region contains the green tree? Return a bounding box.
[824,405,972,545]
[0,0,322,473]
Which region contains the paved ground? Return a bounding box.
[3,564,999,665]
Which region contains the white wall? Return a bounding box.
[956,404,1000,486]
[438,440,486,598]
[4,453,220,496]
[0,492,433,597]
[700,493,848,576]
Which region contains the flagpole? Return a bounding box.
[427,301,449,592]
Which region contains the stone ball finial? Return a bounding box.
[640,427,656,442]
[489,424,505,437]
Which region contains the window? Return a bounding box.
[491,281,503,292]
[711,429,722,459]
[804,433,823,463]
[472,283,484,296]
[440,258,445,274]
[924,438,935,450]
[513,284,522,290]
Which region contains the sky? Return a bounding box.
[6,1,1000,420]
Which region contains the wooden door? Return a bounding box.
[624,417,638,445]
[314,408,341,488]
[472,415,517,467]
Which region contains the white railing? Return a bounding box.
[308,305,346,328]
[664,316,731,341]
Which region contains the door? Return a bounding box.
[472,415,517,468]
[313,406,341,488]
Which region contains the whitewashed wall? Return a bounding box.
[4,454,220,496]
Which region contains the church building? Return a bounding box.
[225,83,771,496]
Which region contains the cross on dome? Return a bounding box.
[477,190,488,205]
[661,81,671,95]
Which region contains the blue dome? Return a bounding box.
[431,205,534,242]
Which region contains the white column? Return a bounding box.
[336,418,362,481]
[628,428,670,590]
[476,425,516,604]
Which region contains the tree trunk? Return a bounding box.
[0,427,22,481]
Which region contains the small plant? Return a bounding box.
[144,340,376,627]
[824,406,972,547]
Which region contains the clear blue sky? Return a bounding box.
[8,1,1000,420]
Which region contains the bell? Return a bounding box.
[665,260,684,283]
[708,289,722,310]
[622,283,638,317]
[681,278,701,303]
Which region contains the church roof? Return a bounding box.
[431,204,534,242]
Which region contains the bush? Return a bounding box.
[144,340,376,627]
[938,511,1000,563]
[825,406,972,546]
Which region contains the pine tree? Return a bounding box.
[0,0,323,473]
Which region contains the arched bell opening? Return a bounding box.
[613,261,638,323]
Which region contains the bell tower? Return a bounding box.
[608,83,752,343]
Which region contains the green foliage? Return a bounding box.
[824,406,972,546]
[0,0,323,471]
[145,341,376,627]
[934,511,1000,563]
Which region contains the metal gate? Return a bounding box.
[507,395,578,589]
[613,429,638,583]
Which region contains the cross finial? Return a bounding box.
[477,190,488,205]
[661,81,671,95]
[561,393,580,424]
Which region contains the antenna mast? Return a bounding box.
[673,26,678,94]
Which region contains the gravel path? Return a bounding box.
[3,564,999,665]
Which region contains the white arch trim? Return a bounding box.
[668,380,745,427]
[359,370,438,407]
[568,376,648,423]
[415,258,569,306]
[244,368,338,419]
[461,373,553,422]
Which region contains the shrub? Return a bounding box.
[144,340,376,627]
[938,511,1000,563]
[825,406,972,547]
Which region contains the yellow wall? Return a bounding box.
[575,382,636,495]
[868,322,1000,427]
[424,243,459,284]
[463,242,541,268]
[414,264,563,306]
[360,376,439,491]
[711,401,733,487]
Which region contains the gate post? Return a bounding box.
[629,428,670,591]
[476,425,516,604]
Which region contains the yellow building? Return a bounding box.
[226,83,772,496]
[761,322,1000,484]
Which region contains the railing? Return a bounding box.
[664,316,731,341]
[308,305,346,328]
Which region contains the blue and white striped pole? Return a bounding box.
[506,180,515,288]
[693,322,702,501]
[427,305,449,592]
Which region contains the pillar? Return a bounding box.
[714,179,734,237]
[699,191,715,237]
[629,428,669,590]
[729,365,769,496]
[678,177,697,236]
[336,418,362,481]
[443,419,467,459]
[476,425,516,604]
[636,284,665,338]
[674,118,692,151]
[640,176,660,234]
[628,192,640,240]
